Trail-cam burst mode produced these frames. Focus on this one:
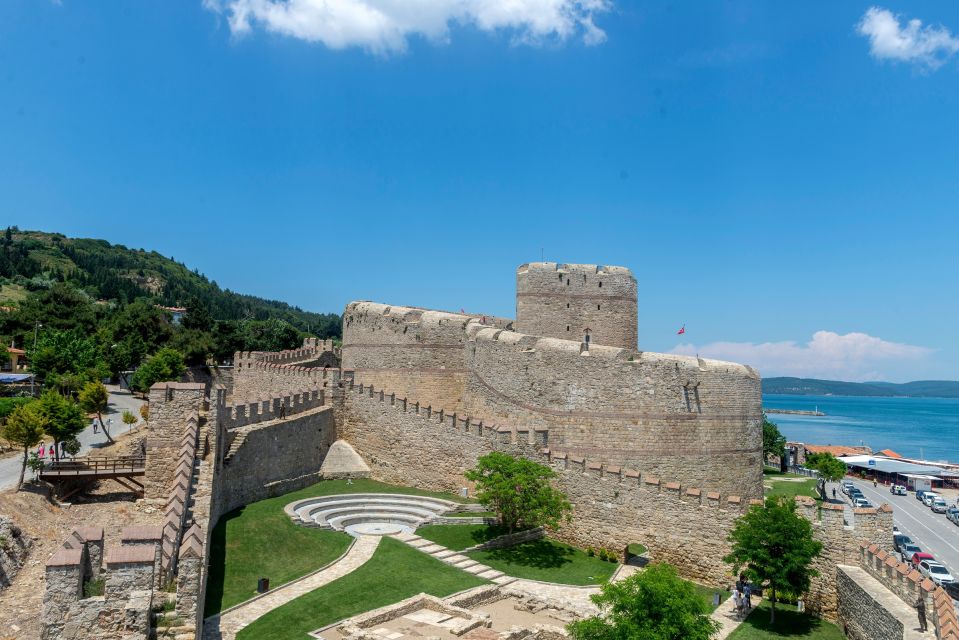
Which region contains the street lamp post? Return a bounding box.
[30,322,42,396]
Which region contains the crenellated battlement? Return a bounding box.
[220,388,326,430]
[346,380,547,448]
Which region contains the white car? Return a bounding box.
[919,560,955,586]
[932,497,949,514]
[923,493,941,507]
[890,485,907,496]
[854,498,873,509]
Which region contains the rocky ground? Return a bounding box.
[0,428,160,640]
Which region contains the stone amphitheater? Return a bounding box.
[35,262,956,640]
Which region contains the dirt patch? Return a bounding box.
[0,479,162,640]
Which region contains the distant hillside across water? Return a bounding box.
[762,377,959,398]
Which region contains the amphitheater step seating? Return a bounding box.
[391,532,515,587]
[283,493,460,534]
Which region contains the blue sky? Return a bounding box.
[2,1,958,382]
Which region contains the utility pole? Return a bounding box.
[30,321,41,396]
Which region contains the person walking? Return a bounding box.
[917,595,928,632]
[732,588,743,618]
[744,583,752,611]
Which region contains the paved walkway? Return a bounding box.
[0,385,144,489]
[710,593,763,639]
[203,535,381,640]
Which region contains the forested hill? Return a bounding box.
[0,228,338,334]
[763,377,959,398]
[0,227,340,375]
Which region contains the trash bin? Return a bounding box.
[257,577,270,594]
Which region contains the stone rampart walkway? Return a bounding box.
[203,535,381,640]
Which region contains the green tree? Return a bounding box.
[36,390,86,461]
[464,452,572,533]
[568,563,720,640]
[78,381,113,444]
[15,282,98,336]
[762,414,787,470]
[805,452,848,498]
[723,495,823,623]
[27,328,107,393]
[1,402,47,489]
[129,347,186,394]
[121,410,138,430]
[99,299,173,377]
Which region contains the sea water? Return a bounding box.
[762,394,959,463]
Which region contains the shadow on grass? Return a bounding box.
[740,602,826,637]
[483,539,575,570]
[468,524,516,545]
[204,505,246,615]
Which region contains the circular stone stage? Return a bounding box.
[344,522,413,537]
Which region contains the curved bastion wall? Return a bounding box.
[462,324,764,498]
[341,301,511,412]
[516,262,638,350]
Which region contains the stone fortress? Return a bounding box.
[38,262,957,640]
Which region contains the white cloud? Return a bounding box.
[203,0,611,54]
[857,6,959,70]
[671,331,933,382]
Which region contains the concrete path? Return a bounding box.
[203,535,381,640]
[0,385,145,489]
[710,593,763,639]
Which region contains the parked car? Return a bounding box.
[894,533,913,553]
[932,497,949,513]
[948,508,959,525]
[901,544,923,563]
[923,493,941,507]
[944,581,959,600]
[854,498,873,509]
[917,490,927,502]
[919,560,955,586]
[910,552,935,568]
[890,484,907,495]
[841,481,854,495]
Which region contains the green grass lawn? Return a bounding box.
[415,523,518,550]
[206,478,469,615]
[689,582,730,611]
[764,478,820,501]
[236,537,488,640]
[727,601,844,639]
[468,538,617,585]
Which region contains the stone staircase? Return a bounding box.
[391,531,516,587]
[223,431,247,465]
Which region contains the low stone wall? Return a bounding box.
[462,526,544,552]
[836,566,908,640]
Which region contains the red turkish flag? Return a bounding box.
[677,325,686,335]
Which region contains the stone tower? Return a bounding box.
[515,262,638,349]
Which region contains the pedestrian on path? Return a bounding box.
[917,596,928,631]
[744,584,752,611]
[832,487,836,499]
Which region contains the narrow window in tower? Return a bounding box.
[567,279,570,286]
[599,281,603,288]
[566,303,570,308]
[597,304,601,310]
[566,325,570,332]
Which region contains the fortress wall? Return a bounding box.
[463,326,764,498]
[334,380,751,586]
[231,359,338,403]
[341,302,483,411]
[516,263,638,350]
[213,404,336,519]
